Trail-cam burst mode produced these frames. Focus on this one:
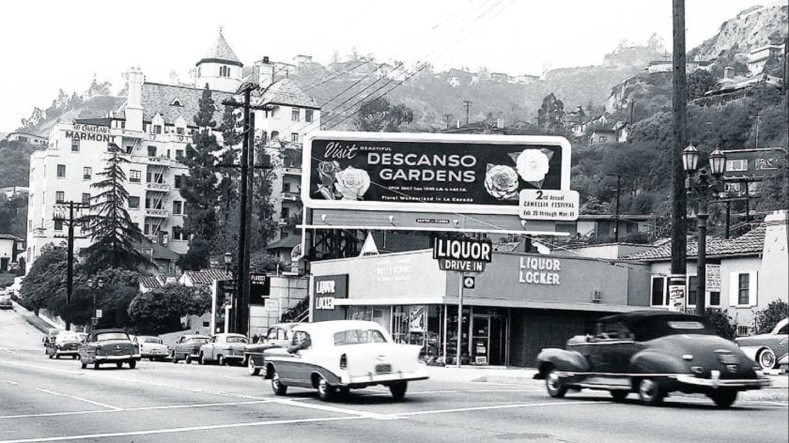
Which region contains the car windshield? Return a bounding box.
[190,338,209,344]
[142,337,162,344]
[226,336,248,344]
[95,332,129,341]
[333,329,388,346]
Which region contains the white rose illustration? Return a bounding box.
[334,166,371,200]
[484,165,519,200]
[515,149,550,183]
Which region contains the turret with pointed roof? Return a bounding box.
[195,29,243,93]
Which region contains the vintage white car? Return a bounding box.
[131,335,169,361]
[263,320,430,401]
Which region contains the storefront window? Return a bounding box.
[347,306,389,331]
[392,305,442,364]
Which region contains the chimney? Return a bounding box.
[759,210,788,308]
[724,67,735,79]
[125,67,145,132]
[257,56,275,88]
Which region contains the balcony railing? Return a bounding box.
[146,182,170,192]
[281,192,301,202]
[145,208,169,218]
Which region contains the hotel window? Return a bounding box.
[291,133,299,142]
[172,201,182,215]
[687,276,698,306]
[153,125,162,135]
[82,193,91,205]
[54,220,63,231]
[176,127,184,135]
[83,167,92,180]
[291,108,300,121]
[726,159,748,172]
[219,65,230,77]
[71,138,80,152]
[710,291,721,306]
[174,175,183,189]
[305,109,313,123]
[172,226,183,240]
[129,170,141,183]
[650,276,666,306]
[147,146,157,157]
[176,149,184,160]
[271,131,279,140]
[55,191,65,203]
[57,164,66,178]
[128,196,140,209]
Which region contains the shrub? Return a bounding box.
[704,308,736,340]
[753,300,789,334]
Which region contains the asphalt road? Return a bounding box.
[1,307,787,443]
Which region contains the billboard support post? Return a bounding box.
[456,272,463,368]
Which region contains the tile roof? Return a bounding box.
[139,276,162,290]
[141,82,232,126]
[185,269,231,286]
[623,225,765,262]
[257,78,318,109]
[266,235,301,250]
[197,32,242,67]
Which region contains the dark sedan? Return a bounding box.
[244,323,298,375]
[171,334,211,364]
[534,311,770,407]
[78,329,140,369]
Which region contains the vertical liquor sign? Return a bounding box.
[249,273,271,305]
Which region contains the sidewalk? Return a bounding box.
[428,365,788,402]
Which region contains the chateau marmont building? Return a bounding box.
[25,31,320,269]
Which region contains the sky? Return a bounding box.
[0,0,768,132]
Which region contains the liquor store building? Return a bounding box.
[309,249,653,367]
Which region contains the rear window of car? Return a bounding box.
[96,332,129,341]
[333,329,388,346]
[189,338,209,344]
[667,321,706,330]
[226,336,248,344]
[143,337,162,344]
[57,334,82,343]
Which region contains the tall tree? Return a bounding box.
[81,145,152,273]
[354,97,414,132]
[537,93,565,133]
[179,85,222,269]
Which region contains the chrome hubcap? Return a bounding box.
[547,372,561,392]
[640,379,657,400]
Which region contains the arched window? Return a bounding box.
[219,66,230,77]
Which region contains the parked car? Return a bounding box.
[43,328,60,346]
[132,335,170,361]
[245,323,299,376]
[736,318,789,370]
[171,334,211,364]
[534,311,770,408]
[263,320,430,401]
[78,329,140,370]
[45,332,86,359]
[198,333,249,365]
[0,297,12,310]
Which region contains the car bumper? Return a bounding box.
[95,354,141,362]
[55,350,79,356]
[675,372,771,389]
[341,369,430,387]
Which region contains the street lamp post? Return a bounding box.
[682,144,726,316]
[90,277,105,331]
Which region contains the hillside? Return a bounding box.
[689,2,788,61]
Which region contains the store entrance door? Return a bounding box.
[471,313,506,366]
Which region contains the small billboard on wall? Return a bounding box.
[302,131,572,216]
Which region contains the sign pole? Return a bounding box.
[456,272,463,368]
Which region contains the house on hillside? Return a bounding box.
[612,121,630,143]
[489,72,509,82]
[4,132,47,146]
[0,234,25,272]
[646,60,712,74]
[696,70,783,105]
[589,129,616,146]
[0,186,29,199]
[511,74,540,85]
[747,44,785,75]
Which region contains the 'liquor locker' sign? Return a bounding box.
[302,132,572,215]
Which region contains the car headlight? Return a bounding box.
[682,354,694,361]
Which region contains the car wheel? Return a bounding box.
[185,355,192,364]
[317,375,335,402]
[48,354,53,359]
[93,362,100,370]
[218,355,226,366]
[271,371,288,396]
[116,362,123,369]
[709,389,737,408]
[72,355,77,360]
[545,369,567,398]
[637,379,664,406]
[248,358,260,376]
[128,360,137,369]
[610,390,628,401]
[80,361,87,369]
[172,352,179,363]
[55,354,60,359]
[389,381,408,400]
[757,348,777,370]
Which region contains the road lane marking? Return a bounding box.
[393,401,601,417]
[0,400,274,420]
[35,389,122,411]
[0,416,363,443]
[5,381,19,385]
[268,398,397,420]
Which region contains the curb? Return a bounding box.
[16,305,53,334]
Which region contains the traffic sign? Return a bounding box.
[463,276,476,289]
[519,189,579,221]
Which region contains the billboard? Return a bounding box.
[302,132,571,216]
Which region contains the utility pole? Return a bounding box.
[670,0,689,308]
[614,175,621,242]
[222,86,271,337]
[462,100,472,126]
[53,201,88,331]
[444,114,452,130]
